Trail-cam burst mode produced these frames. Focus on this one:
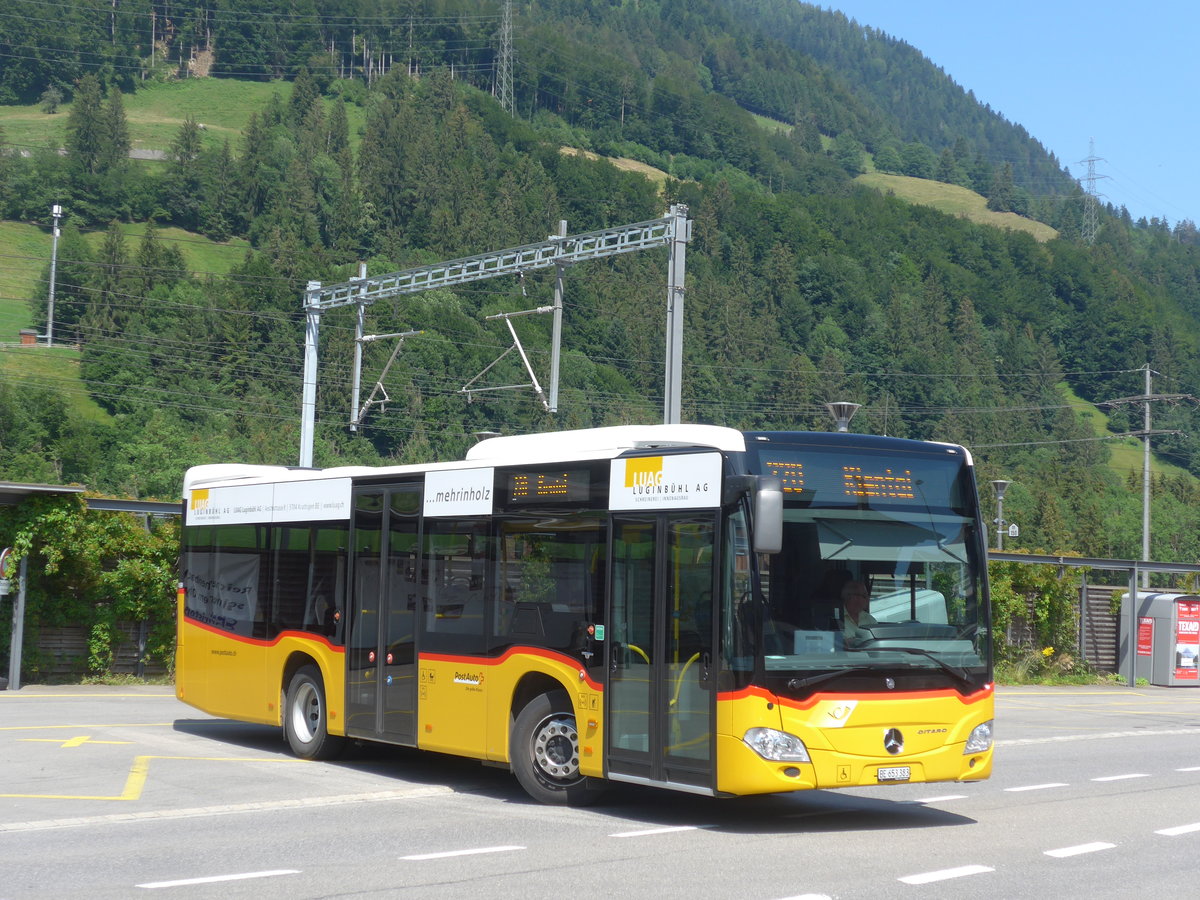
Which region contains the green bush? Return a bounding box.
[0,494,177,680]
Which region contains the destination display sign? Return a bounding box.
[753,446,966,511]
[506,468,591,504]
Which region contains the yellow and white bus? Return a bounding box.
[177,424,993,804]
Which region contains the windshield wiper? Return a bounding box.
[847,645,975,687]
[784,666,876,691]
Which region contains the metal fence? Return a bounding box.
[990,551,1200,682]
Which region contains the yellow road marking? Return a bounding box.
[0,755,303,801]
[20,735,134,748]
[0,722,175,732]
[0,693,175,699]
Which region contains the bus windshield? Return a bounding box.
[746,438,990,694]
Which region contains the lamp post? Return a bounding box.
[825,401,861,433]
[46,204,62,347]
[991,479,1011,551]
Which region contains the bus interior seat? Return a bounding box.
[509,602,582,650]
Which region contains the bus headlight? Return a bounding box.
[964,720,993,754]
[743,727,811,762]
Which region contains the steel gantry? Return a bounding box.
[299,204,691,466]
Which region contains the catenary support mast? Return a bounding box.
[298,206,691,466]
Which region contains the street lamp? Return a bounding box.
[46,204,62,347]
[825,401,861,433]
[991,479,1011,551]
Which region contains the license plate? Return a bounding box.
[877,766,911,782]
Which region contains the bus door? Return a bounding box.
[346,485,421,744]
[607,514,716,790]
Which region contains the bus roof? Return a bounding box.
[466,424,747,461]
[181,424,749,497]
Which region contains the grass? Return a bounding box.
[0,221,251,335]
[80,673,174,686]
[1060,380,1195,483]
[87,223,252,279]
[0,77,367,155]
[0,218,249,432]
[856,171,1059,242]
[0,221,52,340]
[559,146,670,191]
[749,112,792,135]
[0,79,277,153]
[0,346,111,423]
[0,79,327,435]
[122,79,284,151]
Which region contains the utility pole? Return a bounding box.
[45,204,62,346]
[991,480,1011,551]
[548,220,566,413]
[1105,365,1193,584]
[299,281,322,468]
[663,204,691,424]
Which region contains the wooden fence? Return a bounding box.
[33,622,168,680]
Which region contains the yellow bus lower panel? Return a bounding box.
[174,618,346,735]
[415,649,603,773]
[716,688,994,796]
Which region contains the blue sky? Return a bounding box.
[825,1,1198,227]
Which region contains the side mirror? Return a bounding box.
[753,477,783,554]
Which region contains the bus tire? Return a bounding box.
[284,665,345,761]
[511,690,603,806]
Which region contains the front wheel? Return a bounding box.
[284,665,345,761]
[511,690,604,806]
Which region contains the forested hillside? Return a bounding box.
[3,0,1200,567]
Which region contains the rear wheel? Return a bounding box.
[284,665,345,761]
[511,690,604,806]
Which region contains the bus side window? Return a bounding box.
[494,516,605,655]
[420,519,489,654]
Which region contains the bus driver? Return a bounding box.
[841,580,877,644]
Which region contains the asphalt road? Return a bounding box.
[3,684,1200,899]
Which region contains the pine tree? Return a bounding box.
[101,86,130,172]
[238,112,273,220]
[288,67,320,128]
[987,163,1016,212]
[165,116,204,229]
[66,75,106,175]
[200,140,239,241]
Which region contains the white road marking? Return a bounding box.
[1177,766,1200,772]
[1004,782,1068,792]
[1091,773,1150,782]
[137,870,298,889]
[898,864,993,885]
[610,825,704,838]
[401,845,525,860]
[1,785,453,834]
[914,794,968,803]
[1157,822,1200,837]
[1045,841,1115,858]
[1000,727,1200,747]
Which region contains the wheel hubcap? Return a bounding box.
[532,715,580,781]
[292,682,320,743]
